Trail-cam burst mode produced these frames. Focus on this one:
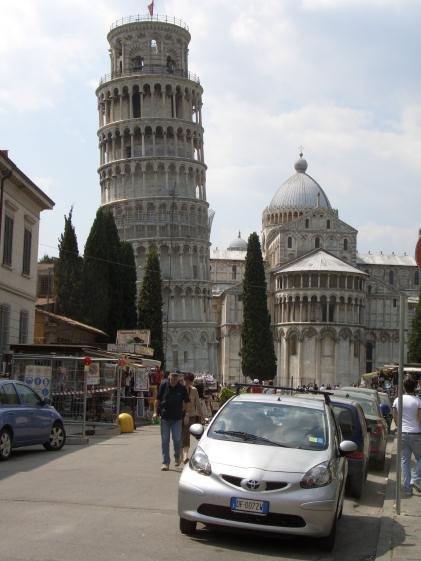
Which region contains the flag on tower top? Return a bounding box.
[148,1,154,16]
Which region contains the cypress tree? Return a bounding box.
[116,241,137,330]
[241,232,277,381]
[409,285,421,363]
[137,248,165,368]
[55,207,83,319]
[82,208,119,336]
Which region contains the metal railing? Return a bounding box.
[99,65,200,86]
[110,14,189,32]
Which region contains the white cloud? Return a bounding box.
[1,0,420,258]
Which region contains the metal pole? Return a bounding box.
[82,366,88,439]
[395,292,406,514]
[164,185,176,369]
[116,365,121,418]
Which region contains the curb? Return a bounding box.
[375,449,396,561]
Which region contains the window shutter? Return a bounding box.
[0,304,11,352]
[2,215,13,266]
[19,310,29,344]
[22,228,32,275]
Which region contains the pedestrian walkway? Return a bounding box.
[376,436,421,561]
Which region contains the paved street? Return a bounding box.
[0,427,394,561]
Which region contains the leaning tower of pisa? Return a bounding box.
[96,14,217,374]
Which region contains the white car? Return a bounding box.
[178,392,356,551]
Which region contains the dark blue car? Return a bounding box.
[0,379,66,461]
[331,397,370,499]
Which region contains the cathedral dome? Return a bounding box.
[267,156,332,213]
[228,232,247,251]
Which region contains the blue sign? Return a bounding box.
[43,377,50,386]
[25,377,33,385]
[35,377,42,386]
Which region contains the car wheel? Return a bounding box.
[348,471,364,499]
[43,422,66,451]
[179,517,197,535]
[317,516,337,552]
[0,428,12,461]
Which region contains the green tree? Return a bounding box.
[38,254,55,264]
[409,285,421,363]
[137,248,164,368]
[55,208,83,319]
[241,232,277,381]
[82,208,120,337]
[116,241,137,330]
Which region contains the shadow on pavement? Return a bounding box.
[0,430,125,482]
[184,513,405,561]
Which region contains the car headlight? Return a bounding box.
[189,447,212,476]
[300,461,332,488]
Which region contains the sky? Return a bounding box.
[1,0,421,259]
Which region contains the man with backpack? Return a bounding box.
[153,370,190,471]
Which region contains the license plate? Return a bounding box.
[230,497,269,515]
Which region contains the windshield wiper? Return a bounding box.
[214,430,290,447]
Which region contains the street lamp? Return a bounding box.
[164,184,176,369]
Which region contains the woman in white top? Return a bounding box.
[392,376,421,496]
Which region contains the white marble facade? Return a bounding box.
[96,16,216,372]
[212,156,419,385]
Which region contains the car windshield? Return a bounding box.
[208,401,328,450]
[344,395,378,416]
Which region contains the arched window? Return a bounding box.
[305,218,309,229]
[415,270,420,285]
[315,237,320,248]
[327,219,331,229]
[343,238,348,251]
[232,265,237,280]
[389,270,394,285]
[287,236,292,249]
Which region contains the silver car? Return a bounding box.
[178,392,356,551]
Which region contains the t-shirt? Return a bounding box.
[157,380,189,420]
[392,394,421,433]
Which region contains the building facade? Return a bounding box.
[212,155,419,385]
[0,150,54,361]
[96,15,216,373]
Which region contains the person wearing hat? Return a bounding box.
[181,373,204,464]
[153,370,190,471]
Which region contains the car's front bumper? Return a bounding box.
[178,466,339,537]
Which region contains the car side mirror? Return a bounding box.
[190,423,204,440]
[339,440,357,455]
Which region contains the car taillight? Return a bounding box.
[347,450,364,460]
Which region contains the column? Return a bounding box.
[163,132,167,156]
[130,132,134,158]
[110,98,114,122]
[152,132,156,156]
[175,132,178,157]
[119,95,123,121]
[128,92,132,119]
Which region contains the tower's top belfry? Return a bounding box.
[102,15,199,86]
